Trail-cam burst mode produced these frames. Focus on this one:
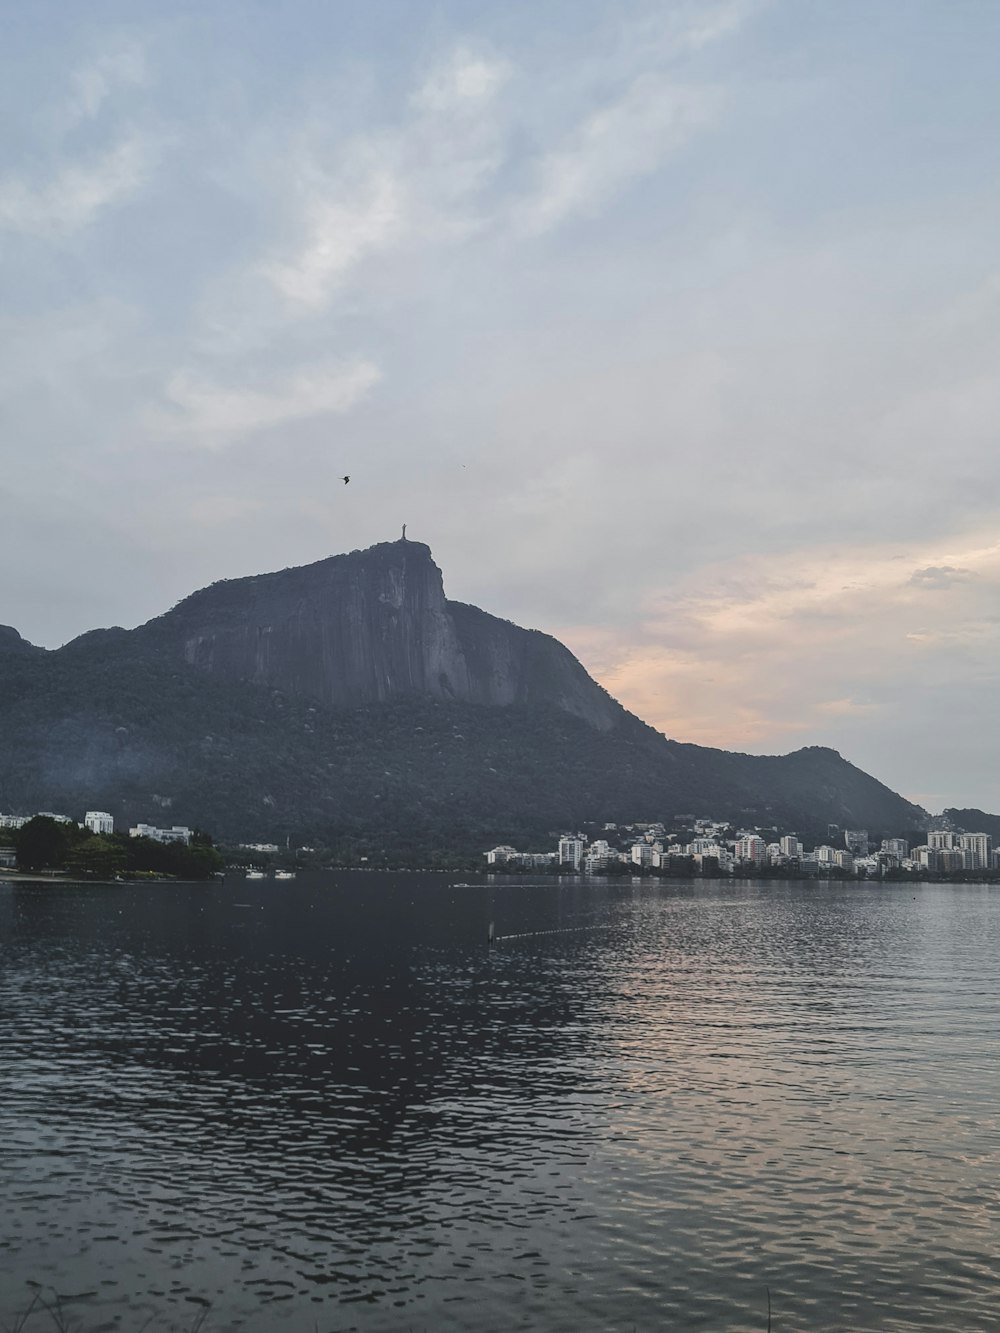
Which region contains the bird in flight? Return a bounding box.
[342,475,350,484]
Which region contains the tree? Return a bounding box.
[65,837,126,880]
[15,816,73,871]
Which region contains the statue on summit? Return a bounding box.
[402,524,407,541]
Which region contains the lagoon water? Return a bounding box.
[1,873,999,1331]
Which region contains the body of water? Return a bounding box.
[1,873,999,1330]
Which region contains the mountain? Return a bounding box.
[942,808,1000,840]
[137,541,619,727]
[0,539,926,856]
[0,625,42,656]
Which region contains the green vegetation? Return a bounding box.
[0,622,928,859]
[11,816,222,880]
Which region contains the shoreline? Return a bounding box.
[0,871,217,886]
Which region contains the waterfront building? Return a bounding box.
[526,853,557,868]
[85,811,114,835]
[630,842,654,868]
[882,837,908,860]
[844,830,869,856]
[129,823,192,844]
[854,855,881,877]
[736,835,767,866]
[692,847,734,873]
[558,836,585,870]
[958,832,992,869]
[928,831,957,850]
[939,848,966,872]
[691,837,720,856]
[913,846,937,870]
[485,845,519,865]
[584,839,617,871]
[780,835,803,859]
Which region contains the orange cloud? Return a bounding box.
[556,527,1000,753]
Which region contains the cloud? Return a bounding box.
[508,0,756,237]
[257,44,513,313]
[0,134,149,236]
[414,47,511,114]
[558,527,1000,755]
[257,18,735,314]
[679,0,763,50]
[515,76,719,236]
[0,36,153,238]
[66,38,148,125]
[156,357,381,446]
[816,697,880,717]
[908,564,975,589]
[263,164,406,309]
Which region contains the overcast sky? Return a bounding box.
[3,0,999,813]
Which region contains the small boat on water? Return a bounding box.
[274,870,296,880]
[245,870,265,880]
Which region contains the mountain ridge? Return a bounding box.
[0,539,930,851]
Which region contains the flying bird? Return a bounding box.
[342,475,350,484]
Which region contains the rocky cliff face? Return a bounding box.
[141,540,620,729]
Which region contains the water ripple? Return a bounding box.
[1,875,999,1330]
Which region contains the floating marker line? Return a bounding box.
[494,924,615,941]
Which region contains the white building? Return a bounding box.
[780,835,803,859]
[558,837,585,871]
[485,845,519,865]
[630,841,654,868]
[881,838,908,861]
[0,814,28,830]
[692,846,732,872]
[129,823,192,845]
[854,855,882,877]
[736,835,767,865]
[928,830,957,850]
[85,811,114,836]
[958,832,992,869]
[690,837,721,856]
[583,839,618,872]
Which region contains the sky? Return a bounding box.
[3,0,1000,813]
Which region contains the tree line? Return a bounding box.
[3,816,223,880]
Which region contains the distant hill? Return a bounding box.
[0,539,927,855]
[943,808,1000,840]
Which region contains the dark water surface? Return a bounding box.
[2,874,999,1331]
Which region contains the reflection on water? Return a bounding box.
[1,874,999,1331]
